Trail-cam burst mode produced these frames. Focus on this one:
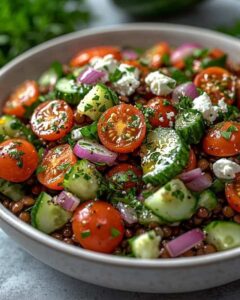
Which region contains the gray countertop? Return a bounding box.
[1,0,240,299]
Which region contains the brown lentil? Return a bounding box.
[2,199,10,208]
[124,229,133,238]
[74,112,86,124]
[197,158,209,171]
[197,207,209,219]
[11,202,24,214]
[19,212,31,223]
[63,227,73,238]
[21,196,35,207]
[162,226,172,238]
[222,206,235,218]
[51,233,63,240]
[182,249,195,257]
[193,216,203,226]
[203,244,217,254]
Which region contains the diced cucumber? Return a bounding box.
[55,78,91,105]
[138,209,165,225]
[211,178,225,193]
[205,221,240,251]
[144,179,197,222]
[141,127,189,186]
[63,159,105,201]
[38,61,63,87]
[31,192,72,234]
[129,230,161,259]
[175,109,205,144]
[0,179,24,201]
[197,189,218,211]
[77,83,118,121]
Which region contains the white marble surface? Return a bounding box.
[1,0,240,299]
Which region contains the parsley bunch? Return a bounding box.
[0,0,90,67]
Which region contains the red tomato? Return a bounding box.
[0,139,38,182]
[225,175,240,213]
[202,121,240,157]
[31,100,74,141]
[107,163,142,190]
[194,67,236,104]
[3,80,39,118]
[146,97,177,128]
[37,144,77,190]
[97,104,146,153]
[145,42,170,68]
[72,201,124,253]
[183,148,197,172]
[70,46,121,67]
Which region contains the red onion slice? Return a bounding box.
[172,82,199,104]
[77,67,106,85]
[56,191,80,212]
[116,202,138,224]
[171,43,201,64]
[179,168,202,183]
[122,49,138,60]
[73,138,117,165]
[185,173,212,192]
[166,229,204,257]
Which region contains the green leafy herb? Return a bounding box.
[81,230,91,239]
[201,55,227,69]
[36,165,47,174]
[111,227,121,238]
[169,68,189,84]
[80,122,98,140]
[109,68,124,82]
[221,125,238,140]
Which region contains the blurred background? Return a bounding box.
[0,0,240,68]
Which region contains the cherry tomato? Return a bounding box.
[0,139,38,182]
[37,144,77,190]
[98,104,146,153]
[70,46,122,67]
[194,67,236,104]
[225,175,240,213]
[146,97,177,128]
[72,201,124,253]
[145,42,170,68]
[184,148,197,172]
[3,80,39,118]
[31,100,74,141]
[107,163,142,190]
[203,121,240,157]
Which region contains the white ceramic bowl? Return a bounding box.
[1,24,240,294]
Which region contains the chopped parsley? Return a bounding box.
[36,165,46,174]
[81,230,91,239]
[111,227,121,238]
[221,125,238,140]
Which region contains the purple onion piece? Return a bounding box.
[185,173,212,192]
[56,191,80,212]
[77,67,106,85]
[122,49,138,60]
[116,202,138,224]
[179,168,202,183]
[171,43,202,64]
[172,82,199,104]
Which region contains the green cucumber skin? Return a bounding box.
[0,179,24,201]
[141,128,190,186]
[175,109,205,145]
[197,189,218,211]
[205,221,240,251]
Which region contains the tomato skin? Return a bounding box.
[203,121,240,157]
[183,148,197,172]
[0,139,38,182]
[146,97,177,128]
[31,100,74,141]
[72,201,124,253]
[145,42,170,68]
[97,104,146,153]
[70,46,122,67]
[3,80,39,117]
[194,67,236,104]
[37,144,77,190]
[225,175,240,213]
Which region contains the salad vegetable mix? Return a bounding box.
[1,43,240,258]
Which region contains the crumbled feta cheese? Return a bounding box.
[113,64,140,96]
[90,54,118,82]
[159,116,164,122]
[218,98,228,113]
[145,71,176,96]
[166,111,175,120]
[213,158,240,179]
[192,93,219,123]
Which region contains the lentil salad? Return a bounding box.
[1,43,240,258]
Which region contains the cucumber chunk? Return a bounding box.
[197,189,218,211]
[144,179,197,222]
[55,78,91,105]
[205,221,240,251]
[175,109,205,144]
[77,83,118,121]
[39,61,63,87]
[31,192,72,234]
[138,209,165,225]
[0,179,24,201]
[63,159,105,200]
[129,230,161,259]
[141,127,189,185]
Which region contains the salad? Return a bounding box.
[1,42,240,259]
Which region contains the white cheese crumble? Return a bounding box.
[213,158,240,180]
[112,63,140,96]
[145,71,176,96]
[218,98,228,113]
[90,54,118,82]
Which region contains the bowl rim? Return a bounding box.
[1,23,240,268]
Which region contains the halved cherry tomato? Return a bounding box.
[31,100,74,141]
[3,80,39,118]
[146,97,177,128]
[194,67,236,104]
[225,175,240,213]
[203,121,240,157]
[145,42,170,68]
[183,148,197,172]
[0,139,38,182]
[37,144,77,190]
[70,46,122,67]
[72,200,124,253]
[107,163,142,190]
[98,104,146,153]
